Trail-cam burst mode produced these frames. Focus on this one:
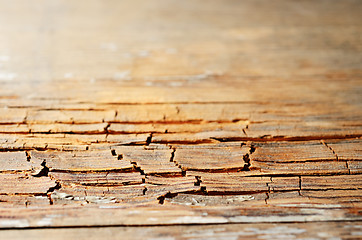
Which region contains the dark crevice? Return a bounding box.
[0,148,36,152]
[265,192,269,204]
[346,161,351,174]
[46,181,62,205]
[0,122,27,126]
[321,140,339,161]
[104,123,111,133]
[111,149,117,156]
[146,133,153,146]
[299,176,302,190]
[32,160,49,177]
[47,181,62,194]
[170,148,176,162]
[157,195,165,204]
[249,145,256,154]
[242,154,251,171]
[242,128,248,136]
[25,151,31,162]
[242,124,249,137]
[265,182,270,204]
[168,147,186,176]
[157,192,178,204]
[131,162,145,175]
[241,144,255,171]
[194,176,202,186]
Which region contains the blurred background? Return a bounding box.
[0,0,361,85]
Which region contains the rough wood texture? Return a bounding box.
[2,222,361,240]
[0,0,361,238]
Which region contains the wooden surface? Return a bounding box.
[0,0,361,239]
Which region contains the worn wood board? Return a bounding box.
[0,0,361,238]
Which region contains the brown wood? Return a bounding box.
[0,0,361,238]
[1,222,361,240]
[0,173,56,195]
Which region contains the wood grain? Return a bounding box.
[0,0,361,237]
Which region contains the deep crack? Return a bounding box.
[46,181,62,205]
[32,160,49,177]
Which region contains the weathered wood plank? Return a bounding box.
[0,195,50,208]
[26,110,115,124]
[112,146,180,175]
[49,172,143,186]
[302,175,362,190]
[0,108,26,124]
[269,177,300,191]
[0,124,29,134]
[174,144,250,171]
[30,150,133,172]
[0,203,360,229]
[302,189,362,204]
[105,134,148,145]
[0,152,33,172]
[250,161,349,175]
[348,160,362,174]
[326,139,362,160]
[2,221,362,240]
[251,141,336,163]
[109,121,246,134]
[245,121,362,139]
[28,123,108,134]
[0,173,56,195]
[200,175,270,193]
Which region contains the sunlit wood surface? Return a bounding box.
[0,0,361,239]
